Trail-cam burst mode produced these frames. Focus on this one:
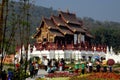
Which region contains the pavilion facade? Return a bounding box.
[14,11,120,63]
[27,11,108,61]
[33,11,95,51]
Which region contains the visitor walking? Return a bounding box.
[95,59,101,72]
[74,61,80,73]
[29,62,34,78]
[34,62,39,76]
[7,69,13,80]
[86,62,89,73]
[102,58,107,72]
[61,58,65,71]
[44,58,49,71]
[81,61,85,74]
[88,61,93,73]
[107,59,115,72]
[59,60,63,71]
[47,65,51,73]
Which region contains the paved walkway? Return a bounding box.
[26,69,48,80]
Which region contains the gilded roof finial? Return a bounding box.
[36,27,39,31]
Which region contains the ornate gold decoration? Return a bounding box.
[58,23,60,26]
[36,27,39,31]
[74,29,76,32]
[67,21,69,23]
[54,34,56,37]
[48,26,51,29]
[64,32,66,35]
[31,36,34,39]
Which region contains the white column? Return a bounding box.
[28,44,31,60]
[106,46,109,54]
[110,46,113,54]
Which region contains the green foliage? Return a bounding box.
[4,63,14,67]
[90,27,120,52]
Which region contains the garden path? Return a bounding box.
[26,69,48,80]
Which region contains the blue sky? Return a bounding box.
[33,0,120,22]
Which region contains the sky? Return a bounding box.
[33,0,120,22]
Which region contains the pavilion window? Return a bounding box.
[78,33,81,43]
[74,34,77,44]
[81,34,85,42]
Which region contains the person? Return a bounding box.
[95,59,101,72]
[47,66,51,73]
[44,58,48,71]
[34,62,39,76]
[68,67,73,73]
[15,59,20,71]
[51,65,57,73]
[61,58,65,71]
[74,61,80,73]
[54,59,59,70]
[107,59,115,72]
[102,58,107,72]
[8,69,13,80]
[86,62,89,73]
[29,62,34,78]
[38,58,42,68]
[59,60,63,71]
[108,65,112,72]
[81,62,85,74]
[88,61,93,73]
[51,59,55,67]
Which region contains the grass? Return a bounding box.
[36,77,69,80]
[3,63,14,71]
[113,63,120,68]
[65,63,74,67]
[47,77,69,80]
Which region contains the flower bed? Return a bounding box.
[45,71,79,78]
[36,72,120,80]
[69,72,120,80]
[88,72,120,80]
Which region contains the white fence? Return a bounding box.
[16,45,120,63]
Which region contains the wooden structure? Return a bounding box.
[33,11,93,50]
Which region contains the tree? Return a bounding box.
[91,26,120,52]
[0,0,9,71]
